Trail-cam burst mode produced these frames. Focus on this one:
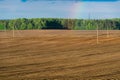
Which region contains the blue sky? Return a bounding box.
[0,0,120,19]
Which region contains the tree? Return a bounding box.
[0,24,4,30]
[28,23,33,29]
[0,18,120,30]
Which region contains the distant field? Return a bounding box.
[0,30,120,80]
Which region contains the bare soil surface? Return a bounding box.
[0,30,120,80]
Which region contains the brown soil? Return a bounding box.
[0,30,120,80]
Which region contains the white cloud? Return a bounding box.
[0,0,120,19]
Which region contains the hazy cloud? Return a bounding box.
[0,0,120,19]
[21,0,119,2]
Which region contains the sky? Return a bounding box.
[0,0,120,19]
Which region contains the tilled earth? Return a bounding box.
[0,30,120,80]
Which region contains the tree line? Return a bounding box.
[0,18,120,30]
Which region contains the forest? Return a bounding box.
[0,18,120,30]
